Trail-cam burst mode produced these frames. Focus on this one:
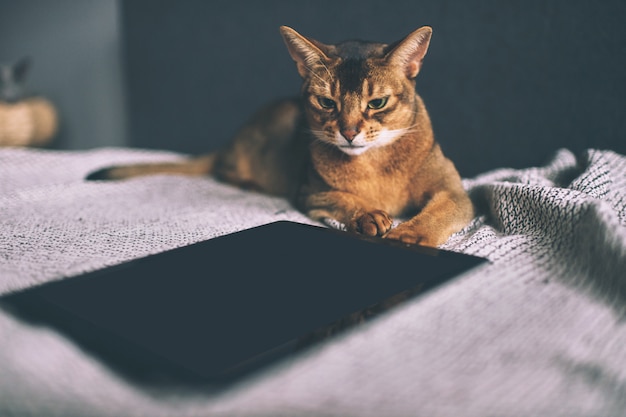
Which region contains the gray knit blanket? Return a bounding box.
[1,147,625,417]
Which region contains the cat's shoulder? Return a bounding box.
[248,96,305,131]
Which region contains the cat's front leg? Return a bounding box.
[384,190,473,247]
[301,191,393,237]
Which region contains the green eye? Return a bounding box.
[367,97,388,109]
[318,97,336,109]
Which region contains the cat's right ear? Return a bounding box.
[385,26,432,79]
[279,26,332,79]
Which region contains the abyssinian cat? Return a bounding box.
[88,26,473,247]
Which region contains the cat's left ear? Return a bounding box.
[280,26,333,79]
[385,26,432,79]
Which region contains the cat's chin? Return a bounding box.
[337,145,370,156]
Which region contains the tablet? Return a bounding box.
[3,221,486,385]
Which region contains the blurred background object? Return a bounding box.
[0,0,126,149]
[0,57,58,147]
[1,0,625,176]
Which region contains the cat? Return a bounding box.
[88,26,473,247]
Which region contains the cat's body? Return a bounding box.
[89,26,473,247]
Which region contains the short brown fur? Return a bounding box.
[89,26,473,247]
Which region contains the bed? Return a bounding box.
[1,146,625,416]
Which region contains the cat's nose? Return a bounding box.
[340,127,360,143]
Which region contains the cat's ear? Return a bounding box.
[385,26,432,79]
[280,26,332,79]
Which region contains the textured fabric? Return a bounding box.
[1,147,625,417]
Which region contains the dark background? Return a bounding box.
[2,1,625,178]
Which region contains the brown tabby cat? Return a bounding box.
[88,26,473,247]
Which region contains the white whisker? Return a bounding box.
[317,58,334,82]
[303,64,328,84]
[308,129,330,141]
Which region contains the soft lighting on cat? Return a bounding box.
[87,26,473,247]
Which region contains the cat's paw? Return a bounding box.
[351,210,393,237]
[384,223,439,247]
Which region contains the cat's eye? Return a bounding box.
[367,97,388,110]
[318,97,336,109]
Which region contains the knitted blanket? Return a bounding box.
[1,147,625,417]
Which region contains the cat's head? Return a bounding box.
[0,57,31,102]
[280,26,431,156]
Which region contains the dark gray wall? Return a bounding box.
[122,0,626,177]
[0,0,127,149]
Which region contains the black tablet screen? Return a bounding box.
[3,221,486,383]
